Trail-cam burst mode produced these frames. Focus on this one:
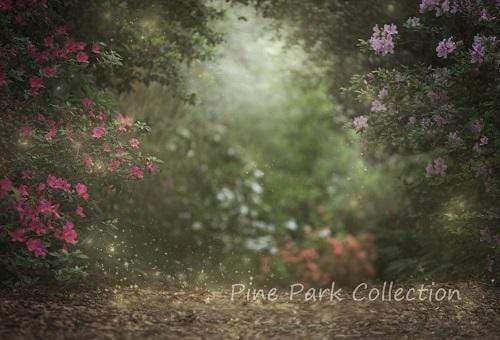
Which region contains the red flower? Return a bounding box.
[76,52,89,63]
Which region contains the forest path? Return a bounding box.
[0,283,498,339]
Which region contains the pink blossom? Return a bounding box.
[61,220,78,244]
[0,177,13,193]
[129,138,140,149]
[426,158,447,177]
[38,198,61,218]
[21,125,33,138]
[75,183,89,201]
[369,24,397,55]
[470,36,486,64]
[76,52,89,63]
[10,228,25,242]
[108,158,121,172]
[91,125,106,139]
[353,115,368,132]
[82,153,94,168]
[91,42,101,54]
[75,206,86,218]
[18,184,29,198]
[129,165,144,180]
[55,26,67,36]
[116,113,134,132]
[30,76,44,92]
[81,98,94,108]
[436,38,456,58]
[370,99,386,112]
[21,170,33,180]
[0,0,12,12]
[146,162,158,174]
[47,175,71,192]
[42,66,57,78]
[0,72,8,87]
[26,239,47,257]
[45,126,57,141]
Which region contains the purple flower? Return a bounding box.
[479,136,489,146]
[471,119,483,134]
[426,158,447,177]
[448,131,461,142]
[406,17,421,28]
[370,99,387,112]
[470,36,486,64]
[370,24,397,55]
[436,37,456,58]
[353,115,368,132]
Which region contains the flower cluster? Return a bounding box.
[0,1,159,269]
[261,231,375,287]
[369,24,398,55]
[1,174,89,257]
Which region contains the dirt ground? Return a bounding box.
[0,282,498,339]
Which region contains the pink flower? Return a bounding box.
[30,76,44,92]
[45,126,57,141]
[21,170,33,180]
[426,158,447,177]
[91,42,101,54]
[47,175,71,192]
[0,0,12,12]
[470,36,486,64]
[21,125,33,138]
[108,158,121,172]
[129,165,144,180]
[62,221,78,244]
[26,239,47,257]
[370,99,386,112]
[81,98,94,108]
[55,26,67,36]
[75,183,89,201]
[115,113,134,132]
[0,72,8,87]
[82,153,94,168]
[75,206,86,218]
[146,162,158,174]
[42,66,57,78]
[10,228,25,242]
[369,24,397,55]
[353,115,368,132]
[18,184,29,198]
[76,52,89,63]
[0,177,13,193]
[38,198,61,218]
[436,38,456,58]
[91,125,106,139]
[129,138,140,149]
